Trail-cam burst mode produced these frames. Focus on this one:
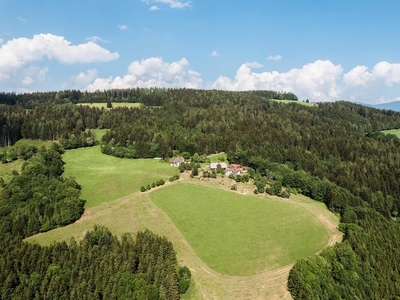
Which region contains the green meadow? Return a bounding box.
[150,183,329,276]
[207,152,227,163]
[271,99,315,106]
[382,129,400,138]
[63,146,178,208]
[77,102,143,109]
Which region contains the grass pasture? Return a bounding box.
[63,146,178,208]
[77,102,143,109]
[0,139,56,152]
[207,152,227,163]
[271,99,315,106]
[150,183,329,276]
[0,160,23,184]
[27,178,339,299]
[382,129,400,138]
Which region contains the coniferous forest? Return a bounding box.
[1,88,400,299]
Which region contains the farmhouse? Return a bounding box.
[169,157,185,167]
[209,162,228,171]
[225,164,249,176]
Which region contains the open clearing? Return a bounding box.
[77,102,142,109]
[150,183,329,276]
[28,169,341,299]
[63,146,177,208]
[0,160,23,184]
[382,129,400,138]
[208,152,228,163]
[271,99,315,106]
[0,139,55,152]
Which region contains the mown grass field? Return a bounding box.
[382,129,400,138]
[0,160,23,184]
[77,102,142,109]
[63,146,178,208]
[207,152,227,163]
[271,99,315,106]
[0,139,56,184]
[0,139,55,152]
[150,183,329,276]
[27,177,339,299]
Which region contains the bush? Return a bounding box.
[140,186,146,192]
[151,182,156,188]
[177,266,191,294]
[156,179,165,186]
[266,187,276,195]
[254,189,259,194]
[169,174,180,182]
[230,184,237,191]
[278,190,291,198]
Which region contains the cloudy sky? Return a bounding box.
[1,0,400,103]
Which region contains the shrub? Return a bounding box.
[177,266,191,294]
[278,190,291,198]
[140,186,146,192]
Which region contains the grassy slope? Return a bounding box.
[382,129,400,138]
[150,183,329,276]
[0,160,23,184]
[208,152,228,163]
[27,179,339,299]
[77,103,142,109]
[0,139,56,151]
[271,99,315,106]
[63,146,178,208]
[0,139,55,185]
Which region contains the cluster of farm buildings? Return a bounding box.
[169,157,249,176]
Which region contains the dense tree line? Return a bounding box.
[1,88,400,298]
[0,88,295,108]
[288,208,400,299]
[0,145,85,239]
[0,145,189,299]
[0,104,101,146]
[0,226,186,299]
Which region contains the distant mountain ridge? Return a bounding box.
[353,100,400,112]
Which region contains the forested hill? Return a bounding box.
[1,88,400,298]
[0,88,298,108]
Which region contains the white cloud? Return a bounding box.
[212,60,343,101]
[63,69,98,90]
[85,36,110,43]
[142,0,191,9]
[396,97,400,101]
[372,61,400,86]
[18,17,27,23]
[245,61,264,69]
[149,5,160,11]
[19,67,48,87]
[211,51,219,57]
[0,38,3,45]
[118,25,128,30]
[86,57,202,91]
[267,55,283,61]
[343,65,374,86]
[0,34,118,81]
[344,62,400,87]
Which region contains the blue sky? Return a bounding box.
[1,0,400,103]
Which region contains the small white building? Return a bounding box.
[209,162,228,171]
[169,157,185,167]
